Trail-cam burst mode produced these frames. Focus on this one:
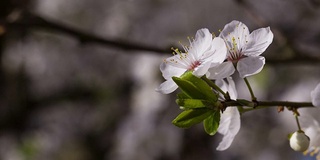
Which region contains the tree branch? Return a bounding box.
[2,10,320,65]
[5,10,172,54]
[225,100,313,108]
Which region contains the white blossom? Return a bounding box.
[156,28,227,94]
[208,20,273,79]
[300,116,320,159]
[215,77,241,151]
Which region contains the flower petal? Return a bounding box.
[216,107,241,151]
[237,56,265,78]
[207,37,227,64]
[218,107,240,135]
[190,28,212,59]
[215,77,238,99]
[300,116,320,145]
[215,77,237,99]
[243,27,273,56]
[215,78,240,151]
[311,83,320,107]
[305,126,320,147]
[155,79,178,94]
[226,77,237,99]
[300,116,320,150]
[193,61,212,77]
[163,55,189,70]
[216,133,235,151]
[160,62,186,80]
[219,20,250,52]
[207,62,235,80]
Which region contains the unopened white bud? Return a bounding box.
[289,131,310,152]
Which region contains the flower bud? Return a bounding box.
[289,131,310,152]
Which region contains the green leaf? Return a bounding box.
[288,133,293,140]
[177,92,191,99]
[173,72,218,101]
[180,72,218,101]
[172,108,214,128]
[172,76,207,99]
[176,99,212,109]
[203,111,220,136]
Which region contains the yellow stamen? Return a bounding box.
[232,37,237,51]
[212,32,216,37]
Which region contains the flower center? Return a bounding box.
[220,23,249,63]
[188,60,201,71]
[227,48,245,63]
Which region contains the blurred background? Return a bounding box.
[0,0,320,160]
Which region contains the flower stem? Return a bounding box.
[243,77,257,101]
[201,76,229,100]
[295,115,302,131]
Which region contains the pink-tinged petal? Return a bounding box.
[208,37,227,64]
[243,27,273,56]
[155,79,178,94]
[219,20,250,51]
[217,107,241,151]
[237,56,265,78]
[207,62,235,80]
[193,61,212,77]
[311,83,320,107]
[160,62,186,80]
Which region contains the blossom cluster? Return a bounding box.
[156,20,273,94]
[156,20,320,156]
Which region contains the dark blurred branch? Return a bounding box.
[1,10,320,64]
[4,10,171,54]
[266,57,320,65]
